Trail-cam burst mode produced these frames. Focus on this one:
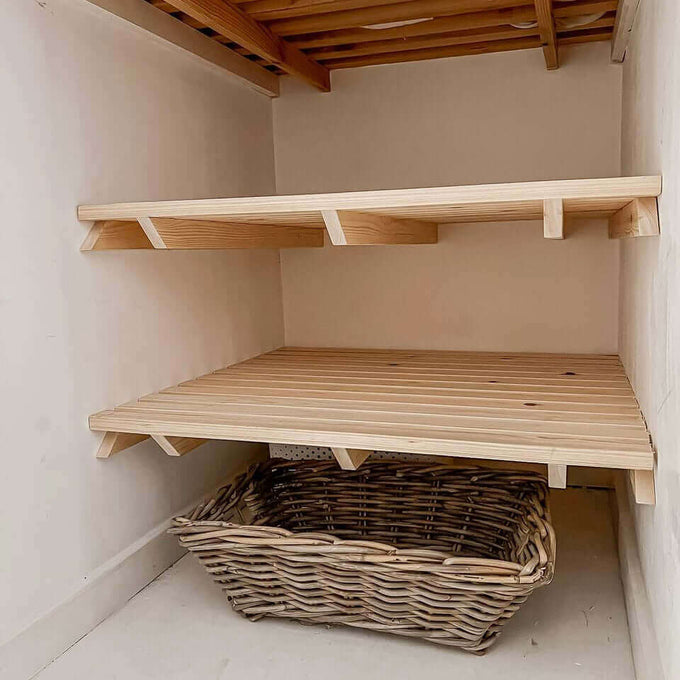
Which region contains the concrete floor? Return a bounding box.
[35,489,634,680]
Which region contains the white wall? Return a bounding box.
[274,43,622,353]
[619,1,680,677]
[0,0,281,671]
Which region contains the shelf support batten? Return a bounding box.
[321,210,437,246]
[543,199,564,239]
[331,447,371,470]
[548,464,567,489]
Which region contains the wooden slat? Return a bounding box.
[534,0,559,69]
[162,0,330,90]
[321,210,437,245]
[288,1,617,49]
[267,0,528,37]
[611,0,642,62]
[84,0,279,96]
[244,0,518,22]
[151,217,323,249]
[311,25,540,61]
[308,17,614,62]
[89,347,655,473]
[324,35,543,68]
[608,198,660,238]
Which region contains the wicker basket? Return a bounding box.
[171,459,556,653]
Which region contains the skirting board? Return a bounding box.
[0,445,268,680]
[613,474,665,680]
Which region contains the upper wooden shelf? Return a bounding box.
[90,346,655,504]
[79,176,661,250]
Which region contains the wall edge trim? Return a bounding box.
[613,474,665,680]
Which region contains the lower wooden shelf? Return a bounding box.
[90,346,655,503]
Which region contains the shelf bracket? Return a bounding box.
[609,198,660,238]
[629,469,656,505]
[96,431,207,458]
[151,435,208,457]
[331,447,371,470]
[543,199,564,239]
[82,217,324,250]
[321,210,437,246]
[96,432,150,458]
[548,464,567,489]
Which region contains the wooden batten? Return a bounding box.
[609,198,660,238]
[534,0,559,69]
[96,431,150,458]
[629,468,655,505]
[331,447,372,470]
[151,435,208,456]
[543,199,564,239]
[548,463,568,488]
[82,217,324,250]
[81,220,153,251]
[322,210,437,246]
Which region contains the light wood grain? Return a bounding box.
[163,0,329,90]
[322,210,437,245]
[80,220,154,251]
[83,0,278,96]
[89,347,655,472]
[331,446,371,470]
[96,431,150,458]
[611,0,642,62]
[608,198,660,238]
[543,198,564,239]
[629,468,655,505]
[78,177,662,236]
[548,463,567,488]
[151,434,208,456]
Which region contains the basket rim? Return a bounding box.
[172,459,556,585]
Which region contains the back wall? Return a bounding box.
[273,42,623,354]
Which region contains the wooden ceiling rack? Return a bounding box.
[79,175,661,250]
[90,347,655,504]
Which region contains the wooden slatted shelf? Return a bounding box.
[78,176,661,250]
[90,347,655,504]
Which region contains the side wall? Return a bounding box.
[274,43,622,353]
[0,1,281,676]
[619,1,680,677]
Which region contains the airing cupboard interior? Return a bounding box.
[1,0,678,679]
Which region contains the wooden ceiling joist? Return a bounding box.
[163,0,330,89]
[139,0,622,77]
[534,0,559,69]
